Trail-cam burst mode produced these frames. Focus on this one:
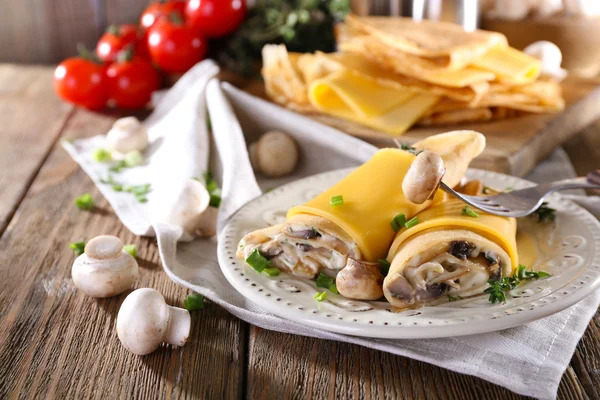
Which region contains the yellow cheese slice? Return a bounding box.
[472,45,541,85]
[287,149,444,262]
[309,71,439,135]
[419,67,496,88]
[387,199,518,270]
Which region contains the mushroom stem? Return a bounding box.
[164,306,191,347]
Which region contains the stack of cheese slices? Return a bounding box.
[262,15,565,136]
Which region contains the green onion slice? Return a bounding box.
[390,213,406,232]
[461,206,479,218]
[330,195,344,207]
[404,216,419,229]
[245,248,270,272]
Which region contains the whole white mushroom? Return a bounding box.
[72,235,139,298]
[249,131,299,178]
[116,288,191,355]
[523,41,568,82]
[402,150,446,204]
[106,117,149,154]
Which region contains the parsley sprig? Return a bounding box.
[400,144,421,155]
[316,273,339,294]
[531,202,556,223]
[484,265,551,304]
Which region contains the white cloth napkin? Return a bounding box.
[63,61,600,400]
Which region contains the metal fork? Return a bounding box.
[440,170,600,218]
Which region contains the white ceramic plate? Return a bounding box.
[217,168,600,339]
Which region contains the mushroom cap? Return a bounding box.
[116,288,191,356]
[523,41,567,81]
[106,116,149,154]
[335,258,384,300]
[72,235,138,298]
[402,150,446,204]
[251,131,299,178]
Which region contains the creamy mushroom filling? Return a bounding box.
[388,240,505,304]
[239,224,360,279]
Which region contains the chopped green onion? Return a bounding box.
[404,217,419,229]
[447,295,463,302]
[124,150,144,167]
[400,144,421,155]
[109,160,128,173]
[74,193,94,210]
[125,183,151,196]
[461,206,479,218]
[314,291,327,302]
[183,293,205,311]
[328,284,339,294]
[330,195,344,207]
[135,196,148,203]
[70,241,86,256]
[378,259,391,275]
[316,273,338,294]
[390,213,407,232]
[123,244,136,258]
[263,267,281,277]
[209,193,221,208]
[202,171,221,208]
[245,248,270,272]
[92,148,112,163]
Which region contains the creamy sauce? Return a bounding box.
[516,230,539,269]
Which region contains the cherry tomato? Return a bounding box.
[148,17,207,73]
[53,58,107,110]
[106,57,161,109]
[95,24,139,63]
[185,0,246,38]
[140,0,187,30]
[135,29,151,59]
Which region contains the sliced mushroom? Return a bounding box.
[385,273,415,303]
[335,258,384,300]
[402,150,446,204]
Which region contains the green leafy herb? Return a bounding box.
[124,183,151,202]
[92,148,112,163]
[123,244,137,258]
[314,291,327,302]
[531,202,556,223]
[69,241,86,256]
[330,195,344,207]
[109,160,128,173]
[183,293,205,311]
[124,150,144,167]
[447,295,463,302]
[400,144,421,155]
[461,206,479,218]
[316,273,338,294]
[202,171,222,208]
[246,248,270,272]
[405,217,419,229]
[74,193,94,210]
[390,213,407,232]
[263,267,281,277]
[378,259,391,275]
[485,265,551,304]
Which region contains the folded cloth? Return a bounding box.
[63,61,600,400]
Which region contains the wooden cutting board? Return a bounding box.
[240,76,600,177]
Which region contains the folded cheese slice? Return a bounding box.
[472,45,542,85]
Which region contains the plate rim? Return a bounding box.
[217,167,600,339]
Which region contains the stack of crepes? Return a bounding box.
[238,131,519,309]
[261,15,565,136]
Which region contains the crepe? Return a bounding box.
[383,199,518,309]
[237,131,485,286]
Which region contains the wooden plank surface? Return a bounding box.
[0,65,599,399]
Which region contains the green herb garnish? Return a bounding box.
[531,202,556,223]
[485,265,551,304]
[378,259,391,275]
[245,248,270,272]
[405,217,419,229]
[263,267,281,277]
[447,295,463,302]
[314,291,327,302]
[400,144,421,155]
[184,293,205,311]
[316,273,338,294]
[461,206,479,218]
[92,148,112,163]
[202,171,222,208]
[74,193,94,210]
[70,241,86,256]
[109,160,128,173]
[123,244,137,258]
[330,195,344,207]
[124,150,144,167]
[390,213,407,232]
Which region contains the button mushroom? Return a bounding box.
[106,117,149,154]
[156,178,217,240]
[71,235,139,298]
[335,258,384,300]
[249,131,299,178]
[116,288,191,355]
[402,150,446,204]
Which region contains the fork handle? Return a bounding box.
[546,170,600,192]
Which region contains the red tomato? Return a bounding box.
[140,0,187,30]
[135,29,151,59]
[95,24,139,63]
[148,18,207,73]
[185,0,246,38]
[53,58,107,110]
[106,57,161,109]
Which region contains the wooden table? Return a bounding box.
[1,64,599,400]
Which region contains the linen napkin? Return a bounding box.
[63,61,600,400]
